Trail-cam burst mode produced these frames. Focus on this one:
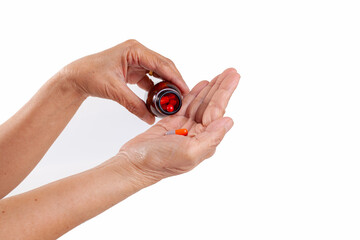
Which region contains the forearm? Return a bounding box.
[0,72,86,198]
[0,155,157,240]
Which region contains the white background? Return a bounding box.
[1,0,360,239]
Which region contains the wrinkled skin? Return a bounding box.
[119,68,240,180]
[0,38,240,240]
[62,39,189,124]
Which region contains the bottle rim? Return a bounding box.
[154,88,182,116]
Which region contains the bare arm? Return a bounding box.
[0,155,154,239]
[0,40,187,198]
[0,68,239,240]
[0,75,85,197]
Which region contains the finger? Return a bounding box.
[191,117,234,163]
[184,75,220,121]
[196,68,239,124]
[137,75,154,91]
[113,83,155,124]
[126,66,148,84]
[202,70,240,126]
[177,80,209,116]
[145,53,189,94]
[132,43,189,94]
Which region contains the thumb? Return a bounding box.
[112,82,155,124]
[193,117,234,161]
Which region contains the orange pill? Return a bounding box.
[175,129,188,136]
[165,128,188,136]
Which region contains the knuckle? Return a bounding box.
[125,39,139,46]
[125,101,140,114]
[115,93,126,105]
[159,58,171,67]
[165,57,175,66]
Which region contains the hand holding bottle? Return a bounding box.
[59,39,189,124]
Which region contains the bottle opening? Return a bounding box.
[157,90,182,115]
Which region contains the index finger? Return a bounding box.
[136,44,189,94]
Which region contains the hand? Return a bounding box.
[118,68,240,181]
[60,39,189,124]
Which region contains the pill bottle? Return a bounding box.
[145,81,182,118]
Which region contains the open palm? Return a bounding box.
[120,68,240,180]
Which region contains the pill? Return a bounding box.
[160,96,169,105]
[169,99,177,106]
[168,93,177,99]
[165,128,188,136]
[166,104,174,112]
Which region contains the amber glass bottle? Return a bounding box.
[145,81,182,118]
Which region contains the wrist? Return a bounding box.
[99,153,162,191]
[51,67,88,103]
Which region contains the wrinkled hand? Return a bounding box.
[61,39,189,124]
[119,68,240,181]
